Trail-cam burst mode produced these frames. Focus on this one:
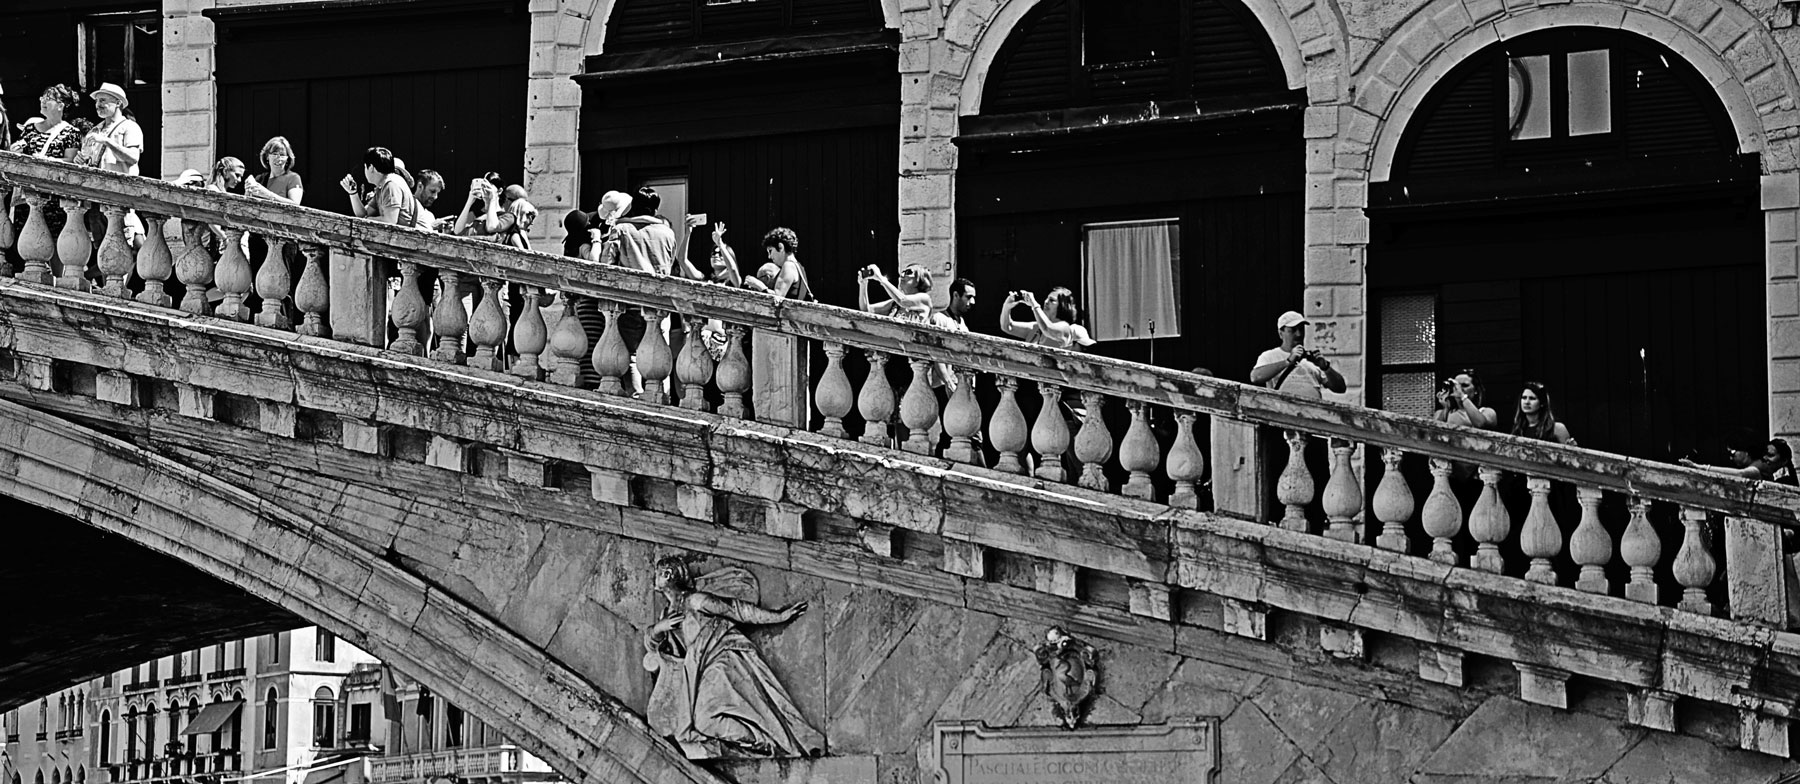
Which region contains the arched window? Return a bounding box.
[99,711,112,766]
[228,691,244,752]
[36,770,45,784]
[144,705,156,764]
[310,688,335,749]
[124,708,137,763]
[261,689,277,751]
[75,768,83,784]
[165,701,180,755]
[50,770,59,784]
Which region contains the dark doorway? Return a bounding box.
[206,0,530,217]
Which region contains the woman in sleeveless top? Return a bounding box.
[10,85,83,163]
[857,263,934,323]
[999,287,1096,349]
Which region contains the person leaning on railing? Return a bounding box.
[1250,311,1345,399]
[340,147,417,227]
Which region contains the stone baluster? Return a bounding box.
[1372,448,1414,551]
[1420,458,1462,564]
[675,317,715,412]
[1570,487,1611,594]
[590,301,631,395]
[429,270,468,364]
[1468,468,1509,573]
[133,212,173,308]
[1673,507,1717,615]
[0,191,14,276]
[254,237,293,329]
[1322,442,1364,543]
[990,377,1030,474]
[943,371,982,464]
[95,204,133,298]
[716,326,750,418]
[1031,384,1072,482]
[214,227,253,321]
[815,342,854,437]
[54,198,93,290]
[858,351,896,447]
[174,221,213,314]
[1073,392,1113,491]
[17,191,56,284]
[1166,412,1206,509]
[1275,431,1313,532]
[295,246,330,337]
[1622,498,1661,604]
[511,287,548,379]
[1520,477,1560,584]
[387,262,429,355]
[637,308,674,404]
[1120,402,1160,499]
[466,278,508,370]
[546,294,589,385]
[899,358,940,454]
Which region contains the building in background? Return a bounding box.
[1,629,558,784]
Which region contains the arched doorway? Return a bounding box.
[956,0,1305,376]
[1369,27,1763,460]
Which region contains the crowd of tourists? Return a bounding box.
[3,80,1793,486]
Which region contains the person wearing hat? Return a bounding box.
[1251,311,1345,400]
[78,83,141,175]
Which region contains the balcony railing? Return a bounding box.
[369,746,551,783]
[4,151,1800,748]
[166,674,202,686]
[208,667,247,680]
[55,728,84,740]
[122,679,160,694]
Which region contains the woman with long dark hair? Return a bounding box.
[1511,381,1575,446]
[999,287,1096,350]
[1434,368,1498,430]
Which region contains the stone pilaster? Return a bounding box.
[161,0,219,180]
[899,0,957,305]
[1767,172,1800,441]
[523,0,593,248]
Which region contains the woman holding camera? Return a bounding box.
[1434,370,1497,430]
[999,288,1096,350]
[857,263,934,323]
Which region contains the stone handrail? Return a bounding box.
[3,150,1798,628]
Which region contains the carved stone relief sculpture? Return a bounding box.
[642,556,825,759]
[1034,626,1099,729]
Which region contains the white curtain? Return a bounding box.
[1083,221,1180,342]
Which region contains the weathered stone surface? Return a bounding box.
[1416,697,1642,781]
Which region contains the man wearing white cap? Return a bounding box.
[78,83,142,176]
[1251,310,1345,399]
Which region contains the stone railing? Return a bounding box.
[368,745,549,783]
[3,151,1799,624]
[3,154,1800,652]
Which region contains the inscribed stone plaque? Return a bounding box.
[933,720,1220,784]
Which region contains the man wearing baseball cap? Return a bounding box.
[1251,310,1345,399]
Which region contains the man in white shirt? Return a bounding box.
[1250,311,1345,399]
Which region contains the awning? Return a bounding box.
[181,701,242,736]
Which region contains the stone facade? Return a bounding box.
[145,0,1800,428]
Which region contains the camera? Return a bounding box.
[1439,378,1458,393]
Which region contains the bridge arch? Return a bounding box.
[0,399,719,784]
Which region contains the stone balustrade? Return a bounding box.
[7,152,1800,754]
[2,150,1796,633]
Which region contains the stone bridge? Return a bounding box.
[4,152,1800,783]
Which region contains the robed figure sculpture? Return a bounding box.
[642,556,825,759]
